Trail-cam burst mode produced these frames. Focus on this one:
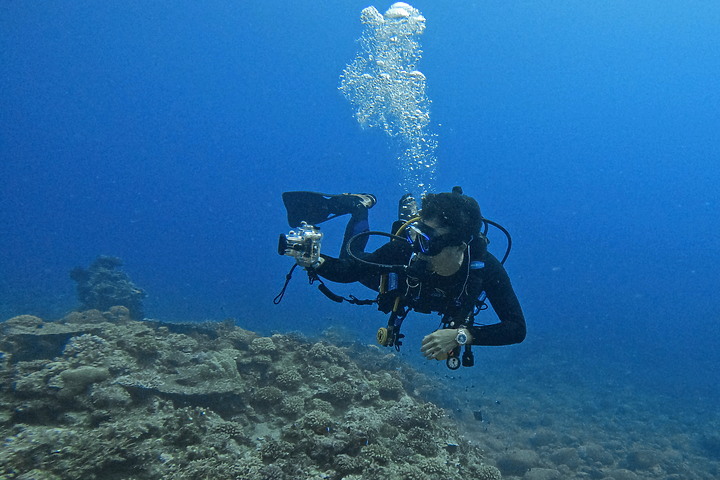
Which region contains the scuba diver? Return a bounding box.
[276,187,526,369]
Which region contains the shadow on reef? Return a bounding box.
[0,310,502,480]
[70,256,146,320]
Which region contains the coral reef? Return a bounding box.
[0,311,493,479]
[5,312,717,479]
[69,256,146,319]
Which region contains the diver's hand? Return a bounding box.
[299,256,324,270]
[420,329,472,360]
[295,257,325,270]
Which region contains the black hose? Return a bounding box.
[344,231,409,272]
[483,218,512,264]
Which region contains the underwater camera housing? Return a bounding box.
[278,222,323,268]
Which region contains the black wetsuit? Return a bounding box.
[315,225,526,347]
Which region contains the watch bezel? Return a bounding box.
[456,328,469,345]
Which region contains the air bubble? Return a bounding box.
[339,3,436,195]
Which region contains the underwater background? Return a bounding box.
[2,2,719,476]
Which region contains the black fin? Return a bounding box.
[282,191,340,227]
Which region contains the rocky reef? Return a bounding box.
[69,256,146,320]
[0,309,501,480]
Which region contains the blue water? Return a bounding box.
[2,1,718,404]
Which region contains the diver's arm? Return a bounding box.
[313,255,367,283]
[313,241,409,284]
[469,254,526,346]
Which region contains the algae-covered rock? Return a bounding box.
[70,256,146,319]
[497,449,540,476]
[549,446,581,469]
[472,464,503,480]
[580,442,615,466]
[623,448,660,471]
[0,315,102,362]
[0,312,496,479]
[523,467,562,480]
[56,365,110,399]
[605,468,640,480]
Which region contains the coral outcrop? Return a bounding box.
[70,256,146,319]
[0,311,497,479]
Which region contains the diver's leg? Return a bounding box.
[282,192,375,226]
[340,200,373,259]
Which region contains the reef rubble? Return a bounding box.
[0,309,501,480]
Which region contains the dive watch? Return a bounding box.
[455,328,470,345]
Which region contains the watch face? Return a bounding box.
[456,331,467,345]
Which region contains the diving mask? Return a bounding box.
[405,222,466,256]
